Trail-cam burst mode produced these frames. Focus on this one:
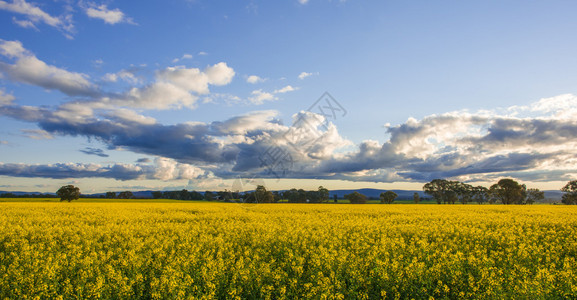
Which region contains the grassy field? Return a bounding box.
[1,201,576,299]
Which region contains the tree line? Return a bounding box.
[422,178,549,205]
[21,179,577,204]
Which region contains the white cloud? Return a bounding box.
[153,157,208,181]
[0,39,28,58]
[0,0,73,34]
[12,17,36,29]
[20,129,53,140]
[85,4,134,25]
[0,40,97,96]
[105,108,157,125]
[101,62,235,110]
[198,51,208,56]
[172,53,193,63]
[205,62,235,85]
[246,75,265,84]
[248,89,277,105]
[0,89,15,105]
[103,69,139,84]
[298,71,313,79]
[121,81,198,110]
[298,0,309,4]
[156,62,234,94]
[274,85,297,94]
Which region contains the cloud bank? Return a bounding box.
[1,40,577,184]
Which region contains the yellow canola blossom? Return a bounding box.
[0,202,576,299]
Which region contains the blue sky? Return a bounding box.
[1,0,577,193]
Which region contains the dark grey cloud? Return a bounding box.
[0,158,209,181]
[79,147,109,157]
[0,162,147,180]
[2,85,577,183]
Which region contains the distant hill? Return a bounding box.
[0,191,54,196]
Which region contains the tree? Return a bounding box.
[454,182,473,204]
[151,191,163,199]
[255,185,274,203]
[105,191,116,199]
[318,186,330,203]
[423,179,452,204]
[489,179,526,205]
[525,188,544,205]
[190,191,204,200]
[471,186,489,204]
[56,185,80,202]
[273,191,282,203]
[306,190,320,203]
[283,188,299,203]
[297,189,307,203]
[204,191,215,201]
[561,180,577,205]
[118,191,133,199]
[413,192,420,204]
[380,191,397,204]
[333,194,338,203]
[345,191,367,204]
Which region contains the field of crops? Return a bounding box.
[1,202,576,299]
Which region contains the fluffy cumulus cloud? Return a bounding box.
[85,4,134,25]
[248,90,276,104]
[4,93,577,183]
[0,40,98,96]
[0,39,239,110]
[108,62,235,110]
[246,75,265,84]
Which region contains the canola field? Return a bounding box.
[0,202,576,299]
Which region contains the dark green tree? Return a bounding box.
[471,186,489,204]
[204,191,215,201]
[423,179,452,204]
[56,185,80,202]
[105,191,116,199]
[561,180,577,205]
[283,188,299,203]
[118,191,133,199]
[318,186,330,203]
[413,192,420,204]
[380,191,397,204]
[490,179,526,205]
[255,185,274,203]
[151,191,163,199]
[345,191,367,204]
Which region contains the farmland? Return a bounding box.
[1,201,576,299]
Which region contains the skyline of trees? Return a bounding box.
[3,179,574,204]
